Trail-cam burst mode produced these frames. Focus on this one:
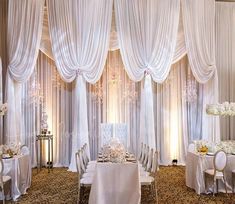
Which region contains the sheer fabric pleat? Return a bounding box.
[5,0,44,145]
[216,2,235,140]
[182,0,220,142]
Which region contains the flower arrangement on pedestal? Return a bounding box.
[206,102,235,116]
[102,138,126,163]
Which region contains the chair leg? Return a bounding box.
[232,173,234,194]
[223,176,228,195]
[204,174,207,193]
[213,179,216,196]
[216,179,219,194]
[2,186,5,204]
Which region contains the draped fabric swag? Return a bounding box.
[114,0,180,150]
[216,2,235,141]
[47,0,113,171]
[181,0,220,142]
[6,0,44,144]
[2,0,223,167]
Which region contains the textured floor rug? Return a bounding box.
[10,166,235,204]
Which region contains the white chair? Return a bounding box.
[100,123,113,148]
[232,170,235,193]
[146,148,154,172]
[19,145,30,155]
[140,151,158,200]
[0,156,11,204]
[114,123,127,148]
[143,146,150,169]
[140,144,147,164]
[138,143,143,161]
[204,150,227,196]
[83,144,96,166]
[75,151,93,204]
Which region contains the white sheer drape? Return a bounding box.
[182,0,220,142]
[88,51,140,159]
[22,51,72,166]
[47,0,113,171]
[114,0,180,150]
[154,56,203,165]
[6,0,44,144]
[216,2,235,140]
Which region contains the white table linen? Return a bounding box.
[3,154,32,200]
[89,162,141,204]
[186,151,235,194]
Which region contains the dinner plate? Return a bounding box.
[2,154,12,159]
[206,152,214,156]
[126,158,136,162]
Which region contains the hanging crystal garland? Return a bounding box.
[183,71,197,103]
[123,81,138,103]
[27,70,43,105]
[92,82,105,103]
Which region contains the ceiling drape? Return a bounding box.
[47,0,113,171]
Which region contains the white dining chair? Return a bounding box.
[19,145,30,155]
[146,148,154,172]
[140,144,147,165]
[138,143,143,161]
[232,170,235,193]
[140,150,158,201]
[75,151,93,204]
[204,150,227,196]
[0,156,11,204]
[143,146,150,169]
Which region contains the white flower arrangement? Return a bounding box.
[206,102,235,116]
[0,103,7,116]
[102,138,126,163]
[0,143,20,157]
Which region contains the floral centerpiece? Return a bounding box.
[206,102,235,116]
[0,143,20,158]
[102,138,126,163]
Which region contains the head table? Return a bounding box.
[3,154,31,201]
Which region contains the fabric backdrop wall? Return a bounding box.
[216,2,235,140]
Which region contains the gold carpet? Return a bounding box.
[10,166,235,204]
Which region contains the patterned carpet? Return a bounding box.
[6,166,234,204]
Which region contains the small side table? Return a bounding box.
[36,134,53,173]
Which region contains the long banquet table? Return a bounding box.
[89,162,141,204]
[186,151,235,194]
[3,154,32,200]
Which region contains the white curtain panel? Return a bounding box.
[114,0,180,151]
[47,0,113,171]
[172,9,187,64]
[153,56,203,165]
[22,51,72,167]
[87,50,140,159]
[114,0,180,82]
[181,0,220,142]
[40,6,53,60]
[5,0,44,144]
[216,2,235,140]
